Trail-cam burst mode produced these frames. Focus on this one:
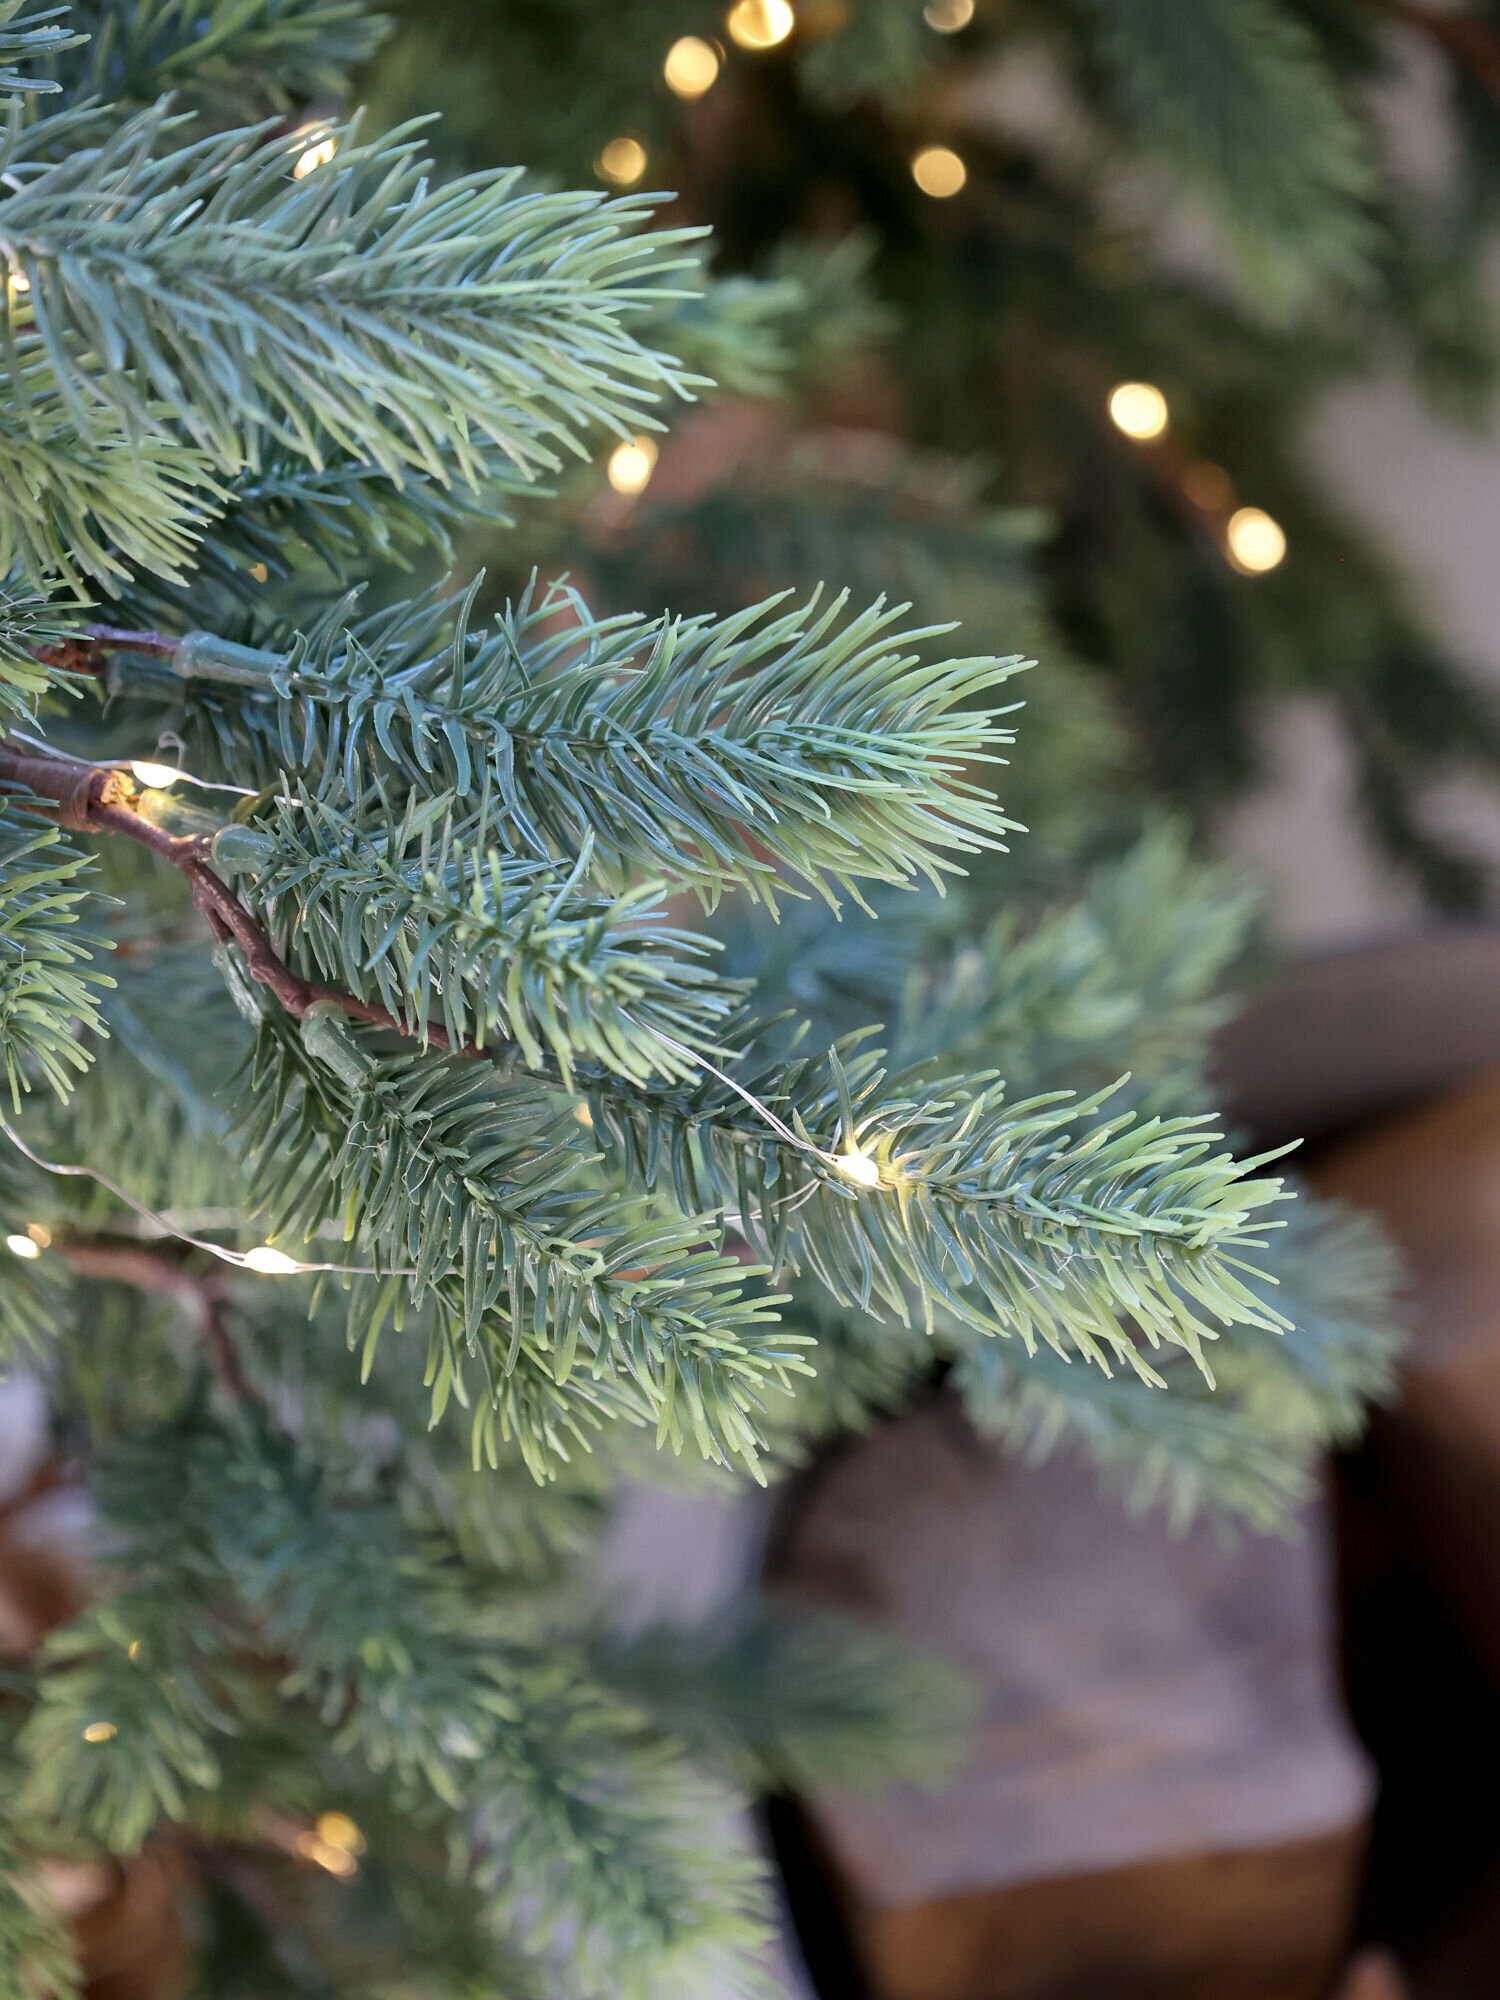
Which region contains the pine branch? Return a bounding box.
[0,804,113,1104]
[890,822,1257,1105]
[56,0,393,118]
[0,105,707,493]
[0,577,81,726]
[1075,0,1375,292]
[587,1032,1292,1378]
[0,355,223,596]
[109,580,1023,905]
[947,1191,1405,1530]
[225,780,743,1085]
[595,1605,974,1793]
[22,1407,776,1997]
[236,1005,806,1480]
[0,1136,66,1355]
[952,1334,1309,1533]
[0,1817,82,2000]
[0,0,85,99]
[0,741,1292,1430]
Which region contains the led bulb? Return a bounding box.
[26,1223,50,1249]
[293,134,336,180]
[911,145,967,198]
[316,1811,367,1855]
[1107,381,1169,441]
[835,1150,882,1188]
[243,1245,303,1275]
[665,35,721,96]
[7,270,29,295]
[924,0,974,28]
[295,1830,358,1877]
[596,136,648,186]
[82,1722,117,1744]
[727,0,795,49]
[5,1233,40,1260]
[1226,506,1287,574]
[607,435,659,495]
[131,760,181,789]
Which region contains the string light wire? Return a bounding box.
[652,1033,884,1184]
[4,730,256,796]
[0,1118,415,1279]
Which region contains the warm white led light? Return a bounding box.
[82,1722,117,1744]
[835,1150,882,1188]
[1226,506,1287,574]
[243,1245,303,1275]
[296,1830,358,1877]
[665,35,721,96]
[131,760,181,789]
[924,0,974,29]
[607,435,659,495]
[911,145,967,198]
[316,1811,367,1856]
[596,136,648,186]
[1107,381,1169,441]
[293,135,336,179]
[5,1233,40,1260]
[727,0,794,50]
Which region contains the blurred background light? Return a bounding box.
[1108,381,1170,441]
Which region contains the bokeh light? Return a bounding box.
[727,0,795,50]
[1107,381,1169,441]
[665,35,721,96]
[607,436,659,494]
[924,0,974,30]
[595,136,648,186]
[1226,506,1287,574]
[912,145,967,198]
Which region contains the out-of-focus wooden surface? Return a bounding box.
[769,1398,1372,2000]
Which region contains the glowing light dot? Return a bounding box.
[316,1811,367,1856]
[131,760,181,790]
[1226,506,1286,574]
[664,35,721,96]
[7,270,29,295]
[243,1245,303,1275]
[1107,381,1169,441]
[127,1641,143,1662]
[727,0,795,49]
[911,145,967,198]
[835,1150,882,1188]
[924,0,973,28]
[292,135,336,180]
[26,1223,50,1249]
[596,136,648,186]
[82,1722,117,1744]
[249,562,269,583]
[296,1831,358,1877]
[607,435,659,495]
[5,1234,40,1261]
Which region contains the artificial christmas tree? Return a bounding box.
[0,2,1402,1992]
[364,0,1500,908]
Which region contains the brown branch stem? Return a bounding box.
[58,1237,263,1406]
[33,625,179,680]
[0,739,480,1057]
